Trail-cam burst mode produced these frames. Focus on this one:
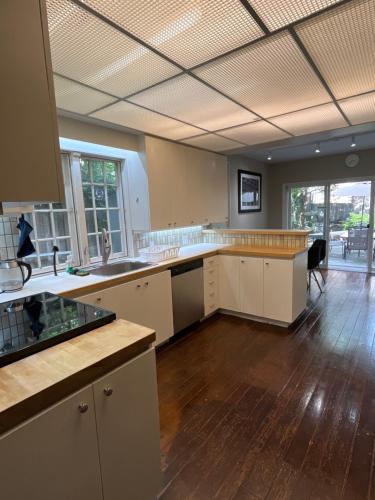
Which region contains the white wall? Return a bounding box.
[228,155,269,229]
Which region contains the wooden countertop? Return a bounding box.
[203,229,311,236]
[220,245,307,259]
[62,245,307,298]
[0,319,155,435]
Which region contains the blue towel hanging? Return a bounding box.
[17,214,36,258]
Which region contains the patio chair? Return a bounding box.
[308,239,326,293]
[344,228,368,259]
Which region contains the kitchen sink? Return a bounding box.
[88,261,153,276]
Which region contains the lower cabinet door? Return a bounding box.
[263,258,293,323]
[239,257,264,317]
[0,386,102,500]
[93,349,161,500]
[219,255,240,311]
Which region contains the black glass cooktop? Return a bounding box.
[0,292,116,367]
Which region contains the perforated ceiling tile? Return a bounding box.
[193,31,331,118]
[81,0,264,68]
[46,0,180,98]
[269,103,347,136]
[339,92,375,125]
[217,121,290,146]
[53,75,117,114]
[249,0,342,31]
[296,0,375,99]
[181,134,244,152]
[90,101,204,141]
[128,74,258,131]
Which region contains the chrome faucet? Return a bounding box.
[101,228,111,265]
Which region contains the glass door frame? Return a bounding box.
[283,176,375,273]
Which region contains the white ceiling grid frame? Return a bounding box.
[296,0,375,99]
[46,0,180,98]
[53,75,118,114]
[181,134,245,152]
[80,0,264,68]
[90,101,205,141]
[128,74,258,131]
[193,31,332,118]
[217,120,290,145]
[338,92,375,125]
[269,102,348,135]
[248,0,343,31]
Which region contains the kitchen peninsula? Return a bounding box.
[0,319,161,500]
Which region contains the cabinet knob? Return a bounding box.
[241,260,245,263]
[265,262,269,266]
[96,297,102,302]
[78,402,89,414]
[136,284,141,289]
[103,386,113,397]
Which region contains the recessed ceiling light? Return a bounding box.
[267,152,272,161]
[350,135,356,148]
[315,143,320,153]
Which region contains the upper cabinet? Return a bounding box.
[127,136,228,231]
[0,0,63,203]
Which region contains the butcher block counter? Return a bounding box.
[0,319,155,434]
[220,245,307,259]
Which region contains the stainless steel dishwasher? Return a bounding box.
[170,258,204,334]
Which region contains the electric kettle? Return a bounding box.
[0,259,32,292]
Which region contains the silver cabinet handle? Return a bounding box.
[103,386,113,397]
[78,402,89,413]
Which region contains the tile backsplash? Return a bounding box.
[0,216,19,260]
[203,230,308,249]
[133,226,204,253]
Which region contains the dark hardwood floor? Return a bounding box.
[156,270,375,499]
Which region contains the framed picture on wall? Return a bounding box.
[238,170,262,213]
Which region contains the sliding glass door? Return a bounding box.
[289,185,326,245]
[287,179,375,272]
[329,181,371,271]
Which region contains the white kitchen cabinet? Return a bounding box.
[128,136,228,231]
[239,257,264,317]
[218,253,307,324]
[0,386,102,500]
[0,0,63,203]
[263,258,293,323]
[219,255,240,312]
[93,349,161,500]
[79,271,174,346]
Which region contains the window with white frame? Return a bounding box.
[23,152,128,274]
[78,156,127,262]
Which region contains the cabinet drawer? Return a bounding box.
[203,256,219,269]
[204,266,218,284]
[205,301,218,316]
[204,286,218,304]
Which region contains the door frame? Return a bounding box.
[283,175,375,273]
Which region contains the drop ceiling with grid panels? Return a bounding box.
[47,0,375,154]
